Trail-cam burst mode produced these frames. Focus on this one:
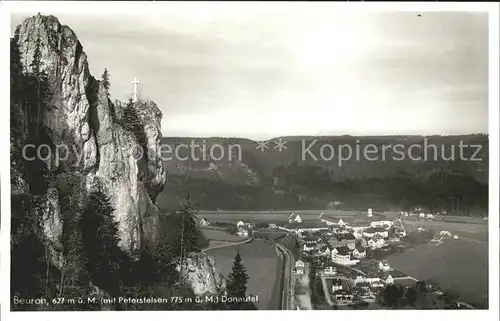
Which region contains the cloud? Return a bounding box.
[10,9,489,139]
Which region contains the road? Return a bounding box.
[275,242,294,310]
[201,233,254,252]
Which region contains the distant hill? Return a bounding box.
[157,135,488,215]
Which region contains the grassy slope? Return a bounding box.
[205,239,279,310]
[386,221,488,309]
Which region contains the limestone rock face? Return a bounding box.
[175,253,226,295]
[14,13,166,254]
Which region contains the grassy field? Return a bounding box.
[386,237,488,308]
[199,209,361,223]
[402,219,488,243]
[200,228,244,242]
[205,239,280,310]
[390,219,488,308]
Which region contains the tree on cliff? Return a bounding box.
[80,190,124,296]
[177,195,200,257]
[101,68,110,95]
[56,171,88,296]
[121,98,148,173]
[226,251,250,309]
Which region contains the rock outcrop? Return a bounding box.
[14,13,166,254]
[175,252,227,295]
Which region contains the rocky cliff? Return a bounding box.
[174,252,227,296]
[14,13,166,254]
[12,14,227,301]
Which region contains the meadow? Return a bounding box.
[199,209,361,224]
[200,228,244,242]
[205,239,280,309]
[402,219,488,243]
[386,236,488,308]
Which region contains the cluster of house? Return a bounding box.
[330,278,354,305]
[322,260,417,305]
[283,211,407,267]
[296,226,363,266]
[353,261,408,286]
[400,211,435,219]
[236,221,254,237]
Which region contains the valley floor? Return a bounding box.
[204,239,280,310]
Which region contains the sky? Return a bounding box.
[11,5,489,140]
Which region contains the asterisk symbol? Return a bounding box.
[274,138,287,152]
[256,140,269,152]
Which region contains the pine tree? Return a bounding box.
[80,190,123,296]
[172,195,200,260]
[56,171,87,296]
[101,68,110,95]
[30,36,42,75]
[227,251,249,299]
[122,99,147,155]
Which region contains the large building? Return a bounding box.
[337,233,356,250]
[279,221,329,233]
[331,246,359,266]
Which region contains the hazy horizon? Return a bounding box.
[11,5,489,140]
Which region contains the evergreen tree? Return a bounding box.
[80,190,123,296]
[226,251,249,299]
[406,286,417,306]
[172,195,200,261]
[121,98,148,172]
[415,281,428,309]
[383,284,403,308]
[101,68,110,95]
[56,171,87,296]
[30,36,42,75]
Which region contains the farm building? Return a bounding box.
[288,212,302,223]
[331,279,343,292]
[378,260,392,272]
[198,217,210,227]
[332,291,354,305]
[279,221,329,233]
[237,229,249,237]
[353,245,366,259]
[323,266,337,275]
[380,272,394,284]
[295,260,305,275]
[370,220,394,228]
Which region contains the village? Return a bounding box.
[199,208,473,310]
[277,210,467,309]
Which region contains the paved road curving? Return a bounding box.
[202,234,254,253]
